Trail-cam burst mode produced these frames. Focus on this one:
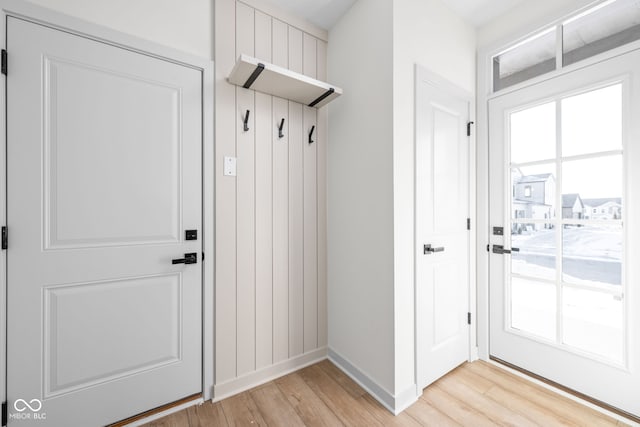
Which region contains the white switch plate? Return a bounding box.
[224,156,237,176]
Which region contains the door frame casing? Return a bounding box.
[414,64,478,393]
[0,0,215,407]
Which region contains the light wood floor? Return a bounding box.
[144,360,628,426]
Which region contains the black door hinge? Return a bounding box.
[486,244,490,252]
[467,312,472,325]
[467,218,471,230]
[1,49,7,76]
[2,401,7,426]
[1,226,7,250]
[467,121,474,137]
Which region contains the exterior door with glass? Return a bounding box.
[489,49,640,417]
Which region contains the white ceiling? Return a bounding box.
[267,0,357,30]
[266,0,527,29]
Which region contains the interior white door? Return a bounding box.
[416,70,470,390]
[6,17,202,426]
[489,49,640,416]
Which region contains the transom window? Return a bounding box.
[493,0,640,91]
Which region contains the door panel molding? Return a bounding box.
[43,55,184,249]
[43,272,182,398]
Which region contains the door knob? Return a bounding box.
[424,244,445,255]
[172,252,198,264]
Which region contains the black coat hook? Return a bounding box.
[243,110,250,132]
[278,118,285,139]
[308,125,315,144]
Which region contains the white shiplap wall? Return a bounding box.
[214,0,328,397]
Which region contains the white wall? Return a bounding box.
[26,0,213,59]
[328,0,396,395]
[329,0,475,410]
[392,0,475,396]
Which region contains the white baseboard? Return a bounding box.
[328,348,419,415]
[212,347,328,401]
[394,384,420,414]
[124,348,328,425]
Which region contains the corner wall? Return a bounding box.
[328,0,476,413]
[327,0,396,399]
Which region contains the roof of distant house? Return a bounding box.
[514,173,553,184]
[582,197,622,207]
[562,193,583,208]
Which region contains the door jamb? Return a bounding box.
[413,64,478,394]
[0,0,216,408]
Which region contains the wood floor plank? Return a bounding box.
[298,364,383,426]
[404,396,462,427]
[317,359,367,399]
[250,382,306,426]
[220,391,267,426]
[358,394,423,427]
[421,383,497,427]
[467,362,618,427]
[145,360,629,427]
[186,402,229,427]
[485,385,580,427]
[450,364,495,394]
[470,362,620,426]
[275,372,345,427]
[437,371,538,427]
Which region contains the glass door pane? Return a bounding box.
[508,83,625,364]
[561,84,622,156]
[562,287,624,363]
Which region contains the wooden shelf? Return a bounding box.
[228,54,342,108]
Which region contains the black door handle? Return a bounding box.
[492,245,520,254]
[424,244,445,254]
[172,252,198,265]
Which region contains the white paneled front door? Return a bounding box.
[415,68,471,390]
[6,17,202,426]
